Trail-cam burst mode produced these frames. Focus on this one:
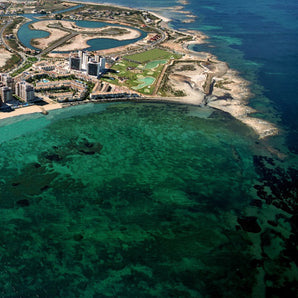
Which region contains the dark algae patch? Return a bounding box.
[253,156,298,214]
[0,103,296,296]
[251,155,298,296]
[237,216,261,233]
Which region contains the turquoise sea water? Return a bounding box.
[1,0,298,296]
[0,103,263,297]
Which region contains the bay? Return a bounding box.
[1,0,297,296]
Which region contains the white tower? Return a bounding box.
[81,52,89,70]
[99,57,106,72]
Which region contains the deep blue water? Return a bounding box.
[76,0,298,154]
[182,0,298,154]
[1,0,297,296]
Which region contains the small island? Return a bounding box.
[0,0,278,138]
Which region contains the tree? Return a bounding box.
[55,14,63,20]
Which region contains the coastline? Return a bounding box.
[0,94,277,140]
[1,2,296,297]
[0,103,63,120]
[0,0,278,139]
[67,0,172,22]
[67,0,140,12]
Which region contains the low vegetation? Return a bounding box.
[176,64,196,71]
[3,17,24,51]
[11,61,34,77]
[103,57,169,95]
[100,28,128,36]
[175,35,193,43]
[102,49,182,95]
[35,0,75,14]
[214,79,233,90]
[27,57,38,63]
[125,48,179,63]
[0,53,22,72]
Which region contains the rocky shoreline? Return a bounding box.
[2,1,279,140]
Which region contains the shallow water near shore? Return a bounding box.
[1,103,297,296]
[2,0,298,295]
[0,102,266,296]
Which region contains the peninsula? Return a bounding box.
[0,0,278,138]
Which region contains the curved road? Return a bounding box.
[0,19,27,74]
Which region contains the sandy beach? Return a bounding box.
[67,0,172,23]
[147,4,197,24]
[0,1,279,139]
[146,11,171,23]
[68,0,140,11]
[0,103,62,120]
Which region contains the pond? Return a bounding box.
[132,76,155,90]
[144,59,167,69]
[17,17,146,52]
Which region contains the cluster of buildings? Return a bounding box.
[0,74,35,107]
[148,34,161,43]
[69,51,106,77]
[35,79,87,102]
[0,74,14,105]
[15,81,35,102]
[0,49,139,109]
[67,7,132,21]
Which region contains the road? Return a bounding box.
[139,14,167,49]
[0,19,27,75]
[38,24,80,56]
[0,19,13,52]
[152,59,174,96]
[111,15,168,59]
[1,10,168,75]
[39,32,78,56]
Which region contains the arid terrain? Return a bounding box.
[160,57,278,138]
[0,48,12,68]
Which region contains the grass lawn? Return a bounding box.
[102,49,181,95]
[102,58,167,94]
[125,48,180,63]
